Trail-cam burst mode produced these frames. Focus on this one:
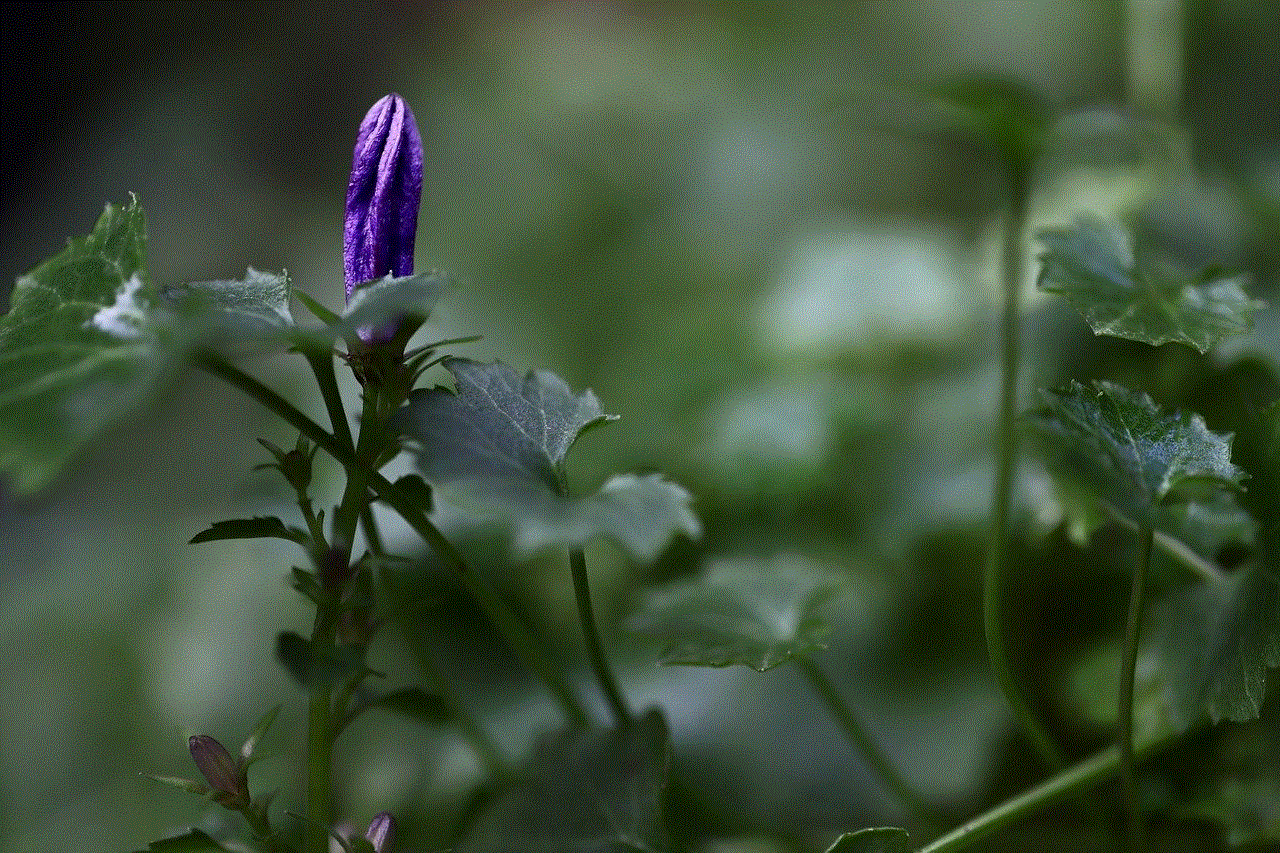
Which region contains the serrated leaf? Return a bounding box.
[825,827,911,853]
[1153,561,1280,725]
[275,631,365,688]
[1025,381,1245,526]
[460,708,671,853]
[162,267,292,341]
[0,197,172,495]
[628,556,846,672]
[393,359,697,561]
[133,829,230,852]
[189,517,309,545]
[1037,218,1262,353]
[363,686,451,726]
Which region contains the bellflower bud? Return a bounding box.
[365,812,396,853]
[188,734,249,809]
[343,93,423,344]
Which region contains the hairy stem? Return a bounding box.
[1119,524,1154,852]
[983,168,1065,771]
[795,656,935,824]
[570,546,630,726]
[198,353,589,727]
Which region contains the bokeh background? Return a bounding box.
[1,2,1277,851]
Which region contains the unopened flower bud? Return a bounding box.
[365,812,396,853]
[188,735,248,809]
[344,93,423,345]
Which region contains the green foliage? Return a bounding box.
[163,268,293,342]
[275,631,366,688]
[360,687,451,727]
[628,557,846,671]
[926,76,1051,168]
[1025,380,1246,527]
[824,827,911,853]
[392,358,698,561]
[1037,218,1262,353]
[0,198,166,494]
[189,517,309,546]
[460,709,671,853]
[132,829,230,852]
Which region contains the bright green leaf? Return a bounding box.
[393,359,697,562]
[1025,381,1245,526]
[628,556,847,672]
[1037,218,1262,353]
[825,827,911,853]
[0,197,169,495]
[1153,561,1280,725]
[189,517,309,545]
[460,709,671,853]
[133,829,230,852]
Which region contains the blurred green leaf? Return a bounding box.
[1025,381,1245,527]
[362,686,451,727]
[1061,638,1182,741]
[1037,218,1262,353]
[275,631,365,688]
[133,829,230,852]
[824,827,911,853]
[0,197,168,495]
[143,774,210,796]
[1153,561,1280,725]
[240,703,281,764]
[927,76,1051,167]
[393,358,697,561]
[460,709,671,853]
[189,517,309,545]
[1175,773,1280,847]
[628,557,846,672]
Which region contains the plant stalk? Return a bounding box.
[983,167,1065,771]
[1119,524,1154,852]
[795,655,935,824]
[305,610,336,853]
[198,353,589,727]
[570,546,631,726]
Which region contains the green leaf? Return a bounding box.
[1037,218,1263,353]
[275,631,365,688]
[0,197,169,495]
[460,708,671,853]
[393,359,698,562]
[162,267,292,341]
[362,686,451,726]
[240,703,281,763]
[1025,381,1246,526]
[1060,637,1182,741]
[133,829,230,852]
[1175,774,1280,847]
[1153,561,1280,725]
[825,827,911,853]
[189,517,309,546]
[628,556,847,672]
[926,76,1052,166]
[340,272,447,334]
[143,774,210,796]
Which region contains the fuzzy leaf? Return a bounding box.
[163,267,292,340]
[0,198,168,495]
[1026,381,1245,526]
[1037,218,1262,353]
[926,76,1051,165]
[825,828,911,853]
[460,709,671,853]
[1153,561,1280,725]
[189,517,309,545]
[393,359,697,561]
[628,556,846,672]
[340,272,446,335]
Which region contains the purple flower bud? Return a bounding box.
[344,93,423,343]
[364,812,396,853]
[188,735,248,807]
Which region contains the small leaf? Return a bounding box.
[0,197,168,495]
[386,473,433,514]
[162,267,292,341]
[825,827,911,853]
[1025,381,1245,526]
[275,631,365,688]
[133,829,230,852]
[363,687,451,726]
[335,272,447,340]
[240,703,282,763]
[1153,560,1280,725]
[460,709,671,853]
[1037,218,1263,353]
[628,556,846,672]
[189,517,309,545]
[143,774,210,796]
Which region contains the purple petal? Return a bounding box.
[364,811,396,853]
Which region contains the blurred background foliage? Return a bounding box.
[1,1,1277,851]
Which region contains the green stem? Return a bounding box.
[1119,524,1154,852]
[983,168,1065,771]
[570,546,630,726]
[197,353,589,727]
[304,610,336,853]
[795,656,935,824]
[916,724,1183,853]
[305,350,354,453]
